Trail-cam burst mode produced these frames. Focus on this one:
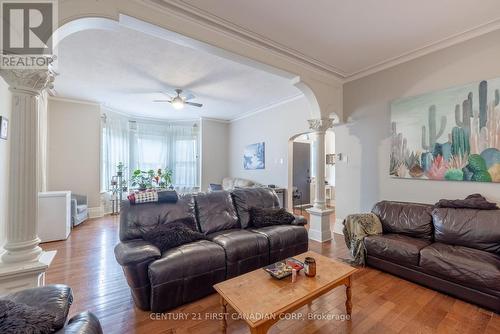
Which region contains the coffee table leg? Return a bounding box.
[220,296,228,333]
[345,276,352,318]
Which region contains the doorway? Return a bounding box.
[292,141,311,210]
[287,133,314,213]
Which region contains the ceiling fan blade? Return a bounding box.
[185,102,203,108]
[160,91,173,99]
[183,92,196,101]
[153,100,172,103]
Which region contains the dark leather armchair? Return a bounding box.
[1,284,103,334]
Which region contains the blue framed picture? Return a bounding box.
[243,142,265,170]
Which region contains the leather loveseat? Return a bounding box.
[114,188,308,312]
[363,200,500,312]
[1,284,102,334]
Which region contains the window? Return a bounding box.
[101,113,200,192]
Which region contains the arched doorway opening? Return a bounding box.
[287,129,336,214]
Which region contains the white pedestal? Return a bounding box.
[0,251,56,294]
[306,207,334,242]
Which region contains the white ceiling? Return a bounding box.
[54,25,301,121]
[178,0,500,78]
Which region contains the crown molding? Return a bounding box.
[48,95,100,106]
[148,0,347,80]
[345,17,500,82]
[200,117,230,124]
[230,93,304,123]
[152,1,500,83]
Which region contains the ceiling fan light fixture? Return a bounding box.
[171,96,184,110]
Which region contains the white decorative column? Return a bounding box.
[306,118,335,242]
[0,69,56,293]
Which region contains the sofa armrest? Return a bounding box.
[114,239,161,266]
[291,214,307,226]
[54,311,103,334]
[2,284,72,331]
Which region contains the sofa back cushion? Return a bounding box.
[195,191,239,234]
[119,194,196,241]
[371,201,434,240]
[432,208,500,253]
[231,188,280,228]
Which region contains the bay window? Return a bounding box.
[101,111,200,193]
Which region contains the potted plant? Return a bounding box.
[116,162,126,177]
[121,179,128,192]
[131,169,152,191]
[158,168,173,189]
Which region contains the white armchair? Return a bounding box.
[71,194,89,226]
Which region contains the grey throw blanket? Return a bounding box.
[342,213,382,266]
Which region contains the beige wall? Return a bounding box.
[0,79,11,249]
[229,96,310,188]
[47,98,101,208]
[337,29,500,224]
[200,119,229,191]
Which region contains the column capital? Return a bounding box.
[308,118,334,132]
[0,68,55,95]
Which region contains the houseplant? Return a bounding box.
[131,169,152,190]
[130,168,173,190]
[116,162,126,177]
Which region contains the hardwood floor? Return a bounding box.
[41,215,499,334]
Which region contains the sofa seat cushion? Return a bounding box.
[250,225,308,263]
[148,240,226,312]
[207,229,269,278]
[371,201,434,240]
[364,234,431,266]
[420,243,500,294]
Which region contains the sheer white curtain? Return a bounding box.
[167,124,199,192]
[109,119,200,193]
[102,113,129,191]
[131,122,169,172]
[131,122,199,192]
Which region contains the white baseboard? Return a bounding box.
[333,218,344,235]
[88,206,104,219]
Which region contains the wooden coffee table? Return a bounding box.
[214,251,357,334]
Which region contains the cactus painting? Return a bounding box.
[390,77,500,183]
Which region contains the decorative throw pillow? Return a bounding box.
[0,299,56,334]
[143,223,206,252]
[164,217,198,231]
[249,207,295,227]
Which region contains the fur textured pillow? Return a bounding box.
[0,299,56,334]
[164,217,198,231]
[249,207,295,227]
[143,222,206,252]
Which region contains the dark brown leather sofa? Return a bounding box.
[1,284,103,334]
[364,200,500,312]
[114,188,308,312]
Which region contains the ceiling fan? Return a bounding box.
[153,89,203,110]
